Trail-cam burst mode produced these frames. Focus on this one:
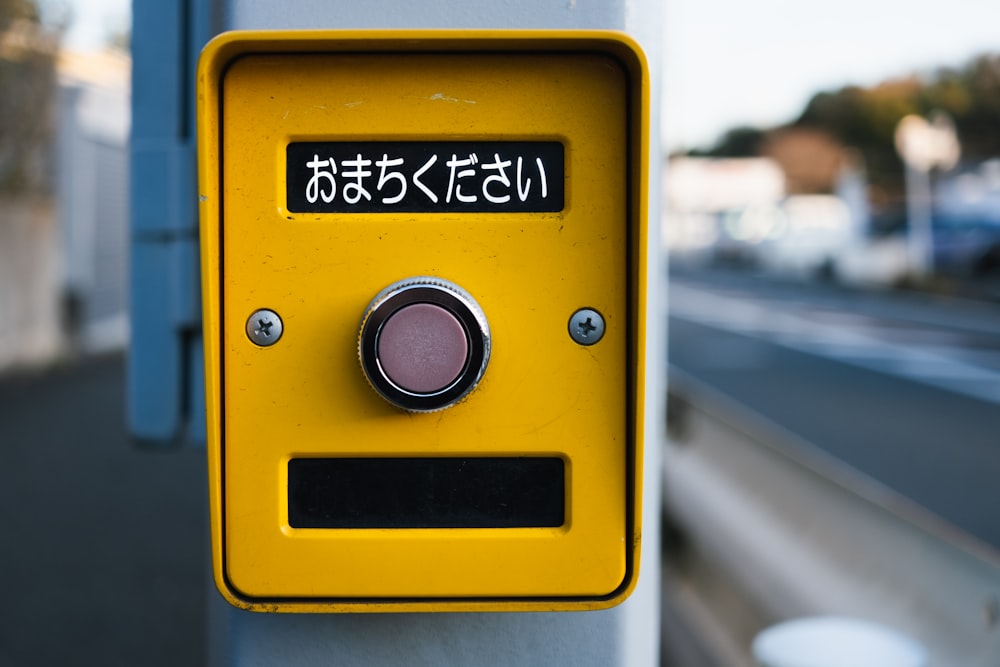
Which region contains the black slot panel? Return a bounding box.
[288,457,565,529]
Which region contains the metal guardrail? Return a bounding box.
[661,366,1000,667]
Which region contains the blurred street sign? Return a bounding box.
[895,112,961,172]
[894,111,960,279]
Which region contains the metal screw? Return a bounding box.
[569,308,605,346]
[246,308,283,346]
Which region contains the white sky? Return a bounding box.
[60,0,129,51]
[59,0,1000,152]
[664,0,1000,151]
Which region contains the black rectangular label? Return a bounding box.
[286,141,564,213]
[288,457,565,529]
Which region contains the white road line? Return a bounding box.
[671,284,1000,405]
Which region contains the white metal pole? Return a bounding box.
[905,162,933,280]
[207,1,664,666]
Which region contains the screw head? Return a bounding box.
[246,309,283,346]
[569,308,605,346]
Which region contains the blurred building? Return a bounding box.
[0,18,60,371]
[761,127,846,195]
[663,147,916,287]
[0,38,130,374]
[663,156,786,261]
[56,48,131,354]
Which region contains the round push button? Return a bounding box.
[377,303,469,394]
[358,278,490,412]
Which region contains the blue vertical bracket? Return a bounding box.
[128,0,219,444]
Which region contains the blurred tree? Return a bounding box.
[694,126,767,158]
[0,0,40,29]
[0,0,59,193]
[953,55,1000,158]
[792,80,917,200]
[694,53,1000,206]
[798,56,1000,191]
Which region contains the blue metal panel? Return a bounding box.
[128,0,219,444]
[128,240,183,441]
[130,144,195,235]
[131,2,185,141]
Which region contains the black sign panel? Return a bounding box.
[288,457,565,529]
[286,141,564,213]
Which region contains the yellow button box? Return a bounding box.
[198,30,648,612]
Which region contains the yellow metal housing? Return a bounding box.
[198,30,649,612]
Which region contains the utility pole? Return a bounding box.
[131,2,664,665]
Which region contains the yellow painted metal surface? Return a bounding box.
[198,30,648,612]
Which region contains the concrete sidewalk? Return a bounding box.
[0,353,206,666]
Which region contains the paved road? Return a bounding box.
[669,266,1000,557]
[0,353,205,667]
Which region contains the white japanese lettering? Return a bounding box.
[481,153,512,204]
[536,157,548,199]
[341,154,373,204]
[292,142,558,211]
[375,154,407,205]
[305,154,336,204]
[515,156,550,202]
[516,156,531,202]
[446,153,479,204]
[412,154,438,203]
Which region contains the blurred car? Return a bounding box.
[932,214,1000,295]
[756,195,853,279]
[711,203,787,266]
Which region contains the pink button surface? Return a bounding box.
[377,303,469,393]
